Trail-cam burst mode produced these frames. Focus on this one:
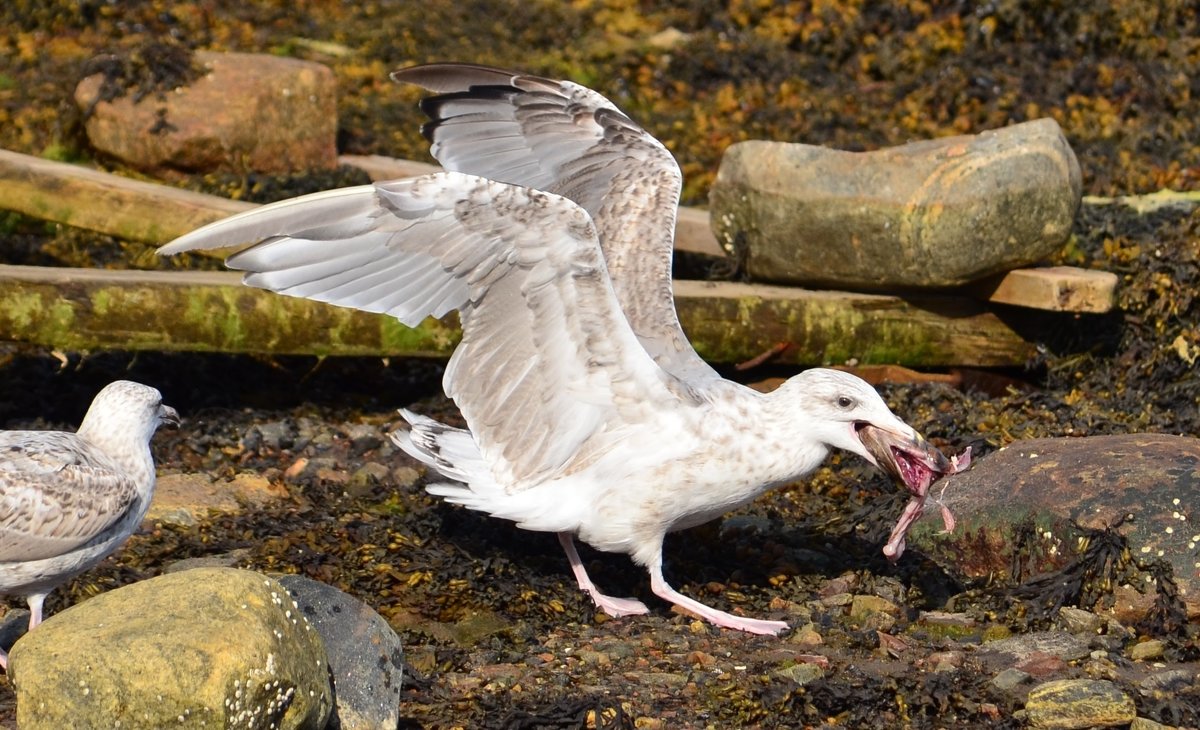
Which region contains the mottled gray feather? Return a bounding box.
[392,63,719,384]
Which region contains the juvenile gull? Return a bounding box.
[160,64,958,635]
[0,381,178,667]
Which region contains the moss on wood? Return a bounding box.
[0,266,1032,365]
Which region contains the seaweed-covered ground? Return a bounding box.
[0,1,1198,728]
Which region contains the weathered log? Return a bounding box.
[0,148,253,245]
[0,265,1034,365]
[0,149,726,258]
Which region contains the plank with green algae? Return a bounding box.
[0,265,1033,365]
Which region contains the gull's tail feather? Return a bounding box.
[393,409,581,533]
[392,409,502,510]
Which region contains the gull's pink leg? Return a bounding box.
[647,560,788,636]
[27,593,46,630]
[557,532,649,617]
[0,593,47,672]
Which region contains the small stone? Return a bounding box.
[992,668,1033,691]
[1057,607,1105,635]
[163,548,251,574]
[918,611,976,629]
[248,421,297,451]
[685,651,715,668]
[849,594,900,621]
[818,573,860,598]
[983,631,1102,665]
[1024,679,1136,729]
[1129,639,1165,662]
[343,423,384,455]
[147,471,288,526]
[788,623,824,649]
[1016,652,1069,678]
[1129,718,1170,730]
[820,592,854,607]
[1137,669,1195,698]
[773,662,826,686]
[926,650,964,672]
[348,462,391,497]
[390,465,422,488]
[285,457,341,484]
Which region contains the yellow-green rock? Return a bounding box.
[9,567,332,729]
[1025,679,1136,729]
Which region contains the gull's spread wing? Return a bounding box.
[392,63,720,384]
[160,172,700,490]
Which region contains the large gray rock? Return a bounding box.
[907,434,1200,620]
[8,567,332,729]
[75,51,337,174]
[278,574,404,730]
[710,119,1081,289]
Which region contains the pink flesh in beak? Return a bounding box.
[856,425,972,561]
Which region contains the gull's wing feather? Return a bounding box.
[0,432,138,561]
[158,185,382,256]
[392,63,720,384]
[160,172,699,489]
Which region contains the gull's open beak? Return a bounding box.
[159,405,181,428]
[855,424,951,495]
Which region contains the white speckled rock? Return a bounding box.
[8,567,332,729]
[278,575,404,730]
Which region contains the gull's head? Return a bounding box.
[79,380,180,446]
[778,368,950,495]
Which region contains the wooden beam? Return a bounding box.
[0,149,254,245]
[974,266,1118,313]
[0,148,728,259]
[0,265,1033,366]
[337,154,440,180]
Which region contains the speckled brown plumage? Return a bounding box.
[0,380,178,669]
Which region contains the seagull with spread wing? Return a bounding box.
[0,380,178,667]
[160,64,958,635]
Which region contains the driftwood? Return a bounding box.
[0,149,254,245]
[0,149,726,259]
[0,265,1034,366]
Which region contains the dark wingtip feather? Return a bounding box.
[391,62,520,92]
[418,87,523,142]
